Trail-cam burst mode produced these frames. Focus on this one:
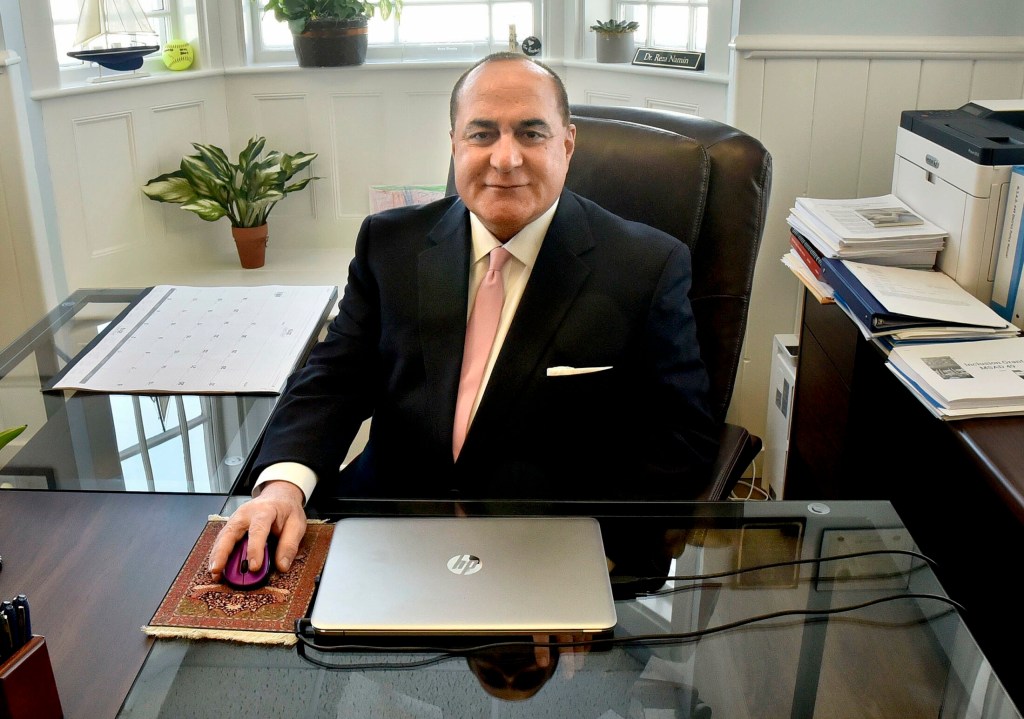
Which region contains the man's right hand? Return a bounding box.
[208,480,307,582]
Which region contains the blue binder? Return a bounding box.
[819,258,993,332]
[991,166,1024,321]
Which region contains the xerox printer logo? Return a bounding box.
[447,554,482,575]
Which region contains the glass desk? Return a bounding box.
[117,499,1020,719]
[0,289,279,493]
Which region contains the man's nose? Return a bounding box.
[490,133,523,172]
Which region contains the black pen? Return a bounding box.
[0,612,12,662]
[1,601,17,650]
[13,595,30,647]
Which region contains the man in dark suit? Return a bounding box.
[210,52,718,582]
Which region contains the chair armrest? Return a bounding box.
[698,423,763,501]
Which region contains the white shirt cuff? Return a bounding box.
[253,462,317,506]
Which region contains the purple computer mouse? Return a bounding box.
[222,533,271,590]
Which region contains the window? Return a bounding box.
[50,0,174,69]
[618,0,706,52]
[249,0,539,64]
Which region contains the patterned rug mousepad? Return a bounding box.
[144,516,333,645]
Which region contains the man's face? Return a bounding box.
[451,60,576,241]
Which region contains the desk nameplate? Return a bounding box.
[631,48,705,71]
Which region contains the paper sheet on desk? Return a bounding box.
[48,285,337,394]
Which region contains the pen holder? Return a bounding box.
[0,636,63,719]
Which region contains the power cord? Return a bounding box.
[293,547,957,671]
[293,592,963,671]
[609,547,937,594]
[728,455,768,500]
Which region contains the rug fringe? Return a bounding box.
[141,625,297,646]
[206,514,328,524]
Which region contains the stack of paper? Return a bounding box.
[820,259,1019,344]
[887,337,1024,419]
[787,194,946,267]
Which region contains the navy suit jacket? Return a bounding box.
[254,189,719,501]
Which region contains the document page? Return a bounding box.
[50,285,337,394]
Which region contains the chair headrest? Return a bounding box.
[565,115,709,249]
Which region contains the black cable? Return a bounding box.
[294,592,964,671]
[609,547,937,587]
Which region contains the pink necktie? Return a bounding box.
[453,246,512,459]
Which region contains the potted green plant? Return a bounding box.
[590,19,640,64]
[264,0,402,67]
[142,136,318,269]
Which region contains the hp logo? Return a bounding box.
[447,554,482,575]
[925,154,940,169]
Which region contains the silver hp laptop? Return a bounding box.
[309,516,617,638]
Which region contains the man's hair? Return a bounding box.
[449,52,571,130]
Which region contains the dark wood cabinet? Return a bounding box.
[786,288,1024,706]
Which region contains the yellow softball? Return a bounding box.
[162,40,195,71]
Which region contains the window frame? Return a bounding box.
[617,0,707,52]
[246,0,543,65]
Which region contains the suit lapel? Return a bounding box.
[419,200,471,448]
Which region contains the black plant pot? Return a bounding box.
[293,17,369,67]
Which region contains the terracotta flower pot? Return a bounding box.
[231,225,269,269]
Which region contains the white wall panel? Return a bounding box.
[388,91,451,186]
[808,60,869,198]
[646,99,699,115]
[71,113,145,259]
[917,59,974,109]
[860,60,921,197]
[970,61,1024,102]
[330,92,386,218]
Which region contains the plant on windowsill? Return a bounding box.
[590,19,640,64]
[141,136,318,269]
[263,0,403,67]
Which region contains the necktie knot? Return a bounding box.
[488,246,511,273]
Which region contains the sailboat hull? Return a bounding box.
[67,45,159,72]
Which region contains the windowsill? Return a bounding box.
[30,67,224,100]
[562,58,728,84]
[30,56,728,100]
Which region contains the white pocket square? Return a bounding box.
[546,365,613,377]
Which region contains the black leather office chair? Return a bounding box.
[446,105,773,501]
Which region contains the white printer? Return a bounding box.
[892,99,1024,304]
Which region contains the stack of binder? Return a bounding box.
[887,336,1024,420]
[821,258,1018,344]
[783,194,948,305]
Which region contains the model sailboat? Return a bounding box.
[67,0,160,77]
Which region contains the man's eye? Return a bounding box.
[468,131,494,141]
[521,131,548,141]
